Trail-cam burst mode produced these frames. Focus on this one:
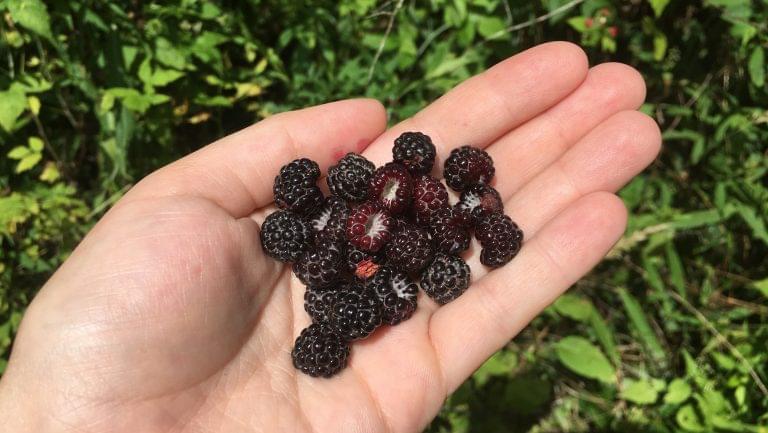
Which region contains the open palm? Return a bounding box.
[0,43,660,433]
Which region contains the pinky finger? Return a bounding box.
[428,192,628,392]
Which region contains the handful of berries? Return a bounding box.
[260,132,523,378]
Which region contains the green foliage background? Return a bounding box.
[1,0,767,431]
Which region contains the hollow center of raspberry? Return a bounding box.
[382,179,400,201]
[312,206,332,231]
[365,212,387,236]
[463,192,480,210]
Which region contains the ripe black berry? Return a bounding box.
[346,202,393,252]
[309,196,349,241]
[304,285,340,324]
[443,146,495,192]
[393,132,437,175]
[293,235,344,288]
[327,153,375,202]
[273,158,324,214]
[368,162,413,215]
[367,266,418,325]
[329,282,383,340]
[421,254,471,305]
[385,226,435,273]
[429,207,470,255]
[475,213,523,268]
[292,323,350,378]
[260,210,312,262]
[454,184,504,227]
[412,175,449,226]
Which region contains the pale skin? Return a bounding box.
[0,42,661,432]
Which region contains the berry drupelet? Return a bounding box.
[260,210,312,262]
[443,146,495,192]
[429,207,471,255]
[273,158,324,214]
[421,254,471,305]
[475,213,524,268]
[329,282,383,341]
[392,132,437,175]
[412,175,450,226]
[367,266,418,325]
[291,323,350,378]
[385,225,435,273]
[327,153,376,202]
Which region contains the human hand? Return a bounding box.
[0,42,660,433]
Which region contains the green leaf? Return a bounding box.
[664,378,692,404]
[677,404,706,432]
[15,152,42,173]
[620,379,660,405]
[155,37,186,70]
[476,16,506,38]
[554,336,616,383]
[748,46,765,88]
[7,146,29,159]
[150,69,185,87]
[653,32,668,61]
[617,287,666,362]
[0,87,27,132]
[665,243,686,296]
[28,136,44,152]
[38,161,60,183]
[567,17,587,32]
[553,294,594,322]
[7,0,53,40]
[649,0,671,17]
[751,277,768,298]
[27,95,40,116]
[473,350,517,386]
[589,309,619,365]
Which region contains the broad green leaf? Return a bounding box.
[0,87,27,132]
[151,69,185,86]
[664,378,692,404]
[6,146,30,159]
[15,152,42,173]
[618,287,666,362]
[566,16,587,32]
[620,379,660,405]
[554,336,615,383]
[155,37,186,70]
[649,0,671,17]
[553,294,594,322]
[748,47,765,87]
[476,16,506,38]
[473,350,517,386]
[28,136,44,152]
[677,404,705,432]
[7,0,53,40]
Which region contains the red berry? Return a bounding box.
[368,162,413,215]
[346,202,394,252]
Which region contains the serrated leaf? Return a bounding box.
[7,0,53,40]
[620,379,660,405]
[748,47,765,88]
[7,146,30,159]
[649,0,671,17]
[553,294,594,322]
[15,152,42,173]
[554,336,615,383]
[0,88,27,132]
[664,378,692,404]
